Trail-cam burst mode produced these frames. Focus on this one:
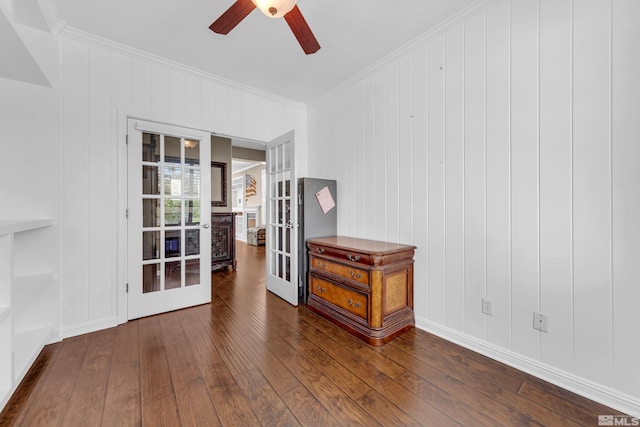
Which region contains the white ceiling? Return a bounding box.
[51,0,478,104]
[231,159,264,174]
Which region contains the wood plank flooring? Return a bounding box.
[0,241,618,426]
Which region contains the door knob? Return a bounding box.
[201,223,210,229]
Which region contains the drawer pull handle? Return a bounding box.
[348,298,361,308]
[316,285,326,293]
[317,262,327,269]
[316,247,326,253]
[349,271,362,279]
[346,254,360,262]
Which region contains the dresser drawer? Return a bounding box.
[309,255,369,286]
[310,275,368,321]
[308,243,371,267]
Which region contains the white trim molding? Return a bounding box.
[415,316,640,418]
[61,316,119,339]
[59,25,306,111]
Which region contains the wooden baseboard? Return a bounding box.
[415,316,640,418]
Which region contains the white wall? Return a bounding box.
[59,29,307,335]
[308,0,640,416]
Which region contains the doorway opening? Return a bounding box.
[212,131,299,307]
[230,139,267,268]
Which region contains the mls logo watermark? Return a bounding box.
[599,415,640,426]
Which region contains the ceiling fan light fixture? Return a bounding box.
[184,139,199,149]
[251,0,296,18]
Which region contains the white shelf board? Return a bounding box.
[0,219,53,236]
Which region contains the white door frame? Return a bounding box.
[117,112,221,324]
[126,118,212,320]
[116,112,289,323]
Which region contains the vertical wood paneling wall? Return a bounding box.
[308,0,640,413]
[60,30,307,334]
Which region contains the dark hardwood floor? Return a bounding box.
[1,241,617,426]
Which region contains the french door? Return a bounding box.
[127,119,211,319]
[265,131,298,306]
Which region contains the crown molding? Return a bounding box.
[36,0,61,33]
[309,0,491,106]
[58,24,307,111]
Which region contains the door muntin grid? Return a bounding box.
[268,142,292,281]
[141,132,202,293]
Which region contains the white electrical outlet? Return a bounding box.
[482,298,493,316]
[533,312,548,332]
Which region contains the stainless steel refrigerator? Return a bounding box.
[297,178,337,303]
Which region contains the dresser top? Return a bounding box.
[307,236,416,255]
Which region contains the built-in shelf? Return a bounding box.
[0,218,56,413]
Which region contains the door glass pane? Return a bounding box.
[185,200,200,225]
[183,168,201,197]
[143,133,161,162]
[164,166,182,196]
[286,228,290,254]
[270,147,278,173]
[143,231,160,260]
[284,142,291,170]
[285,199,290,224]
[185,140,200,165]
[165,261,181,289]
[165,136,181,164]
[185,260,199,286]
[285,256,290,281]
[143,199,160,227]
[143,263,160,293]
[277,145,284,171]
[165,230,181,258]
[185,229,200,256]
[165,199,182,226]
[142,166,160,195]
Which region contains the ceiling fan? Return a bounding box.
[209,0,321,55]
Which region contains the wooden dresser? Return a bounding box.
[306,236,416,346]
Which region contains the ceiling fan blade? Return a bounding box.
[283,5,320,55]
[209,0,256,35]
